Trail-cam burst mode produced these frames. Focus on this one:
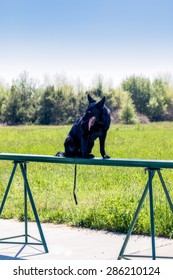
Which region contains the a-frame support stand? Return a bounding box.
[118,168,173,260]
[0,161,48,253]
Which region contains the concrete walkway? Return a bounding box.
[0,219,172,260]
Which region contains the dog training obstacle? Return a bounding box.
[0,153,173,259]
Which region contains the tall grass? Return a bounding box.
[0,123,173,237]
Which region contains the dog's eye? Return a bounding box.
[86,110,91,114]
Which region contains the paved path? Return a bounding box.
[0,219,172,260]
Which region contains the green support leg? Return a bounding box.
[117,170,155,260]
[148,169,156,260]
[0,163,17,215]
[0,162,48,254]
[19,163,48,253]
[24,163,28,243]
[157,170,173,213]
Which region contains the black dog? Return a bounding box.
[56,94,111,158]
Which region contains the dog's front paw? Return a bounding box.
[103,154,110,159]
[82,153,95,159]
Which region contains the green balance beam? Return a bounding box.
[1,152,173,169]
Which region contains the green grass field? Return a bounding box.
[0,123,173,238]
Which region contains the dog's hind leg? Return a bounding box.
[55,151,65,157]
[64,136,78,157]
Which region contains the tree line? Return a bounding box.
[0,72,173,125]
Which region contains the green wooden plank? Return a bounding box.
[1,153,173,169]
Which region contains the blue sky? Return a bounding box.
[0,0,173,87]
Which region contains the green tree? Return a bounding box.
[164,84,173,120]
[0,84,8,123]
[63,94,78,124]
[148,78,168,121]
[90,74,104,98]
[77,93,88,117]
[52,90,66,124]
[106,88,131,111]
[3,72,37,124]
[36,86,55,124]
[3,85,22,125]
[122,75,151,115]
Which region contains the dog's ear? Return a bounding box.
[96,96,105,109]
[88,94,96,103]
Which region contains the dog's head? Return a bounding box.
[82,94,105,131]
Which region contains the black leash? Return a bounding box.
[73,164,78,205]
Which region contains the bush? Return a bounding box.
[119,95,138,124]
